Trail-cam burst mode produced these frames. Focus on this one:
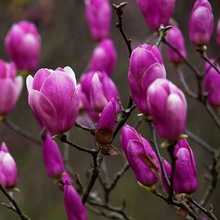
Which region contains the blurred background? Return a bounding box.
[0,0,220,219]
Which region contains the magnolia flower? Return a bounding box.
[26,66,80,135]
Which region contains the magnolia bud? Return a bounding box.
[136,0,175,31]
[121,125,160,186]
[95,98,117,145]
[0,59,23,116]
[128,44,166,114]
[147,79,187,140]
[203,60,220,109]
[63,181,88,220]
[5,20,41,71]
[173,139,198,194]
[85,0,111,41]
[0,143,17,189]
[89,39,117,76]
[166,25,187,64]
[189,0,214,47]
[42,133,65,179]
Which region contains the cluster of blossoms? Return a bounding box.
[0,0,220,219]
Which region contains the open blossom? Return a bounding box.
[63,181,88,220]
[203,60,220,108]
[0,143,17,189]
[163,140,198,194]
[136,0,175,31]
[42,132,65,179]
[128,44,166,114]
[5,20,41,71]
[121,125,160,186]
[147,79,187,140]
[166,25,187,64]
[85,0,111,41]
[189,0,214,46]
[0,60,23,116]
[26,66,80,135]
[89,39,117,76]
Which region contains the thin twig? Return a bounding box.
[0,184,31,220]
[88,199,132,220]
[204,103,220,129]
[112,2,132,58]
[113,105,136,139]
[155,25,172,48]
[185,129,215,155]
[148,121,170,188]
[59,134,97,155]
[74,121,95,135]
[2,118,41,145]
[198,49,220,75]
[175,66,198,99]
[163,39,201,77]
[188,197,218,220]
[82,152,103,204]
[167,141,177,203]
[200,150,220,207]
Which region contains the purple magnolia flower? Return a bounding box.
[95,98,117,145]
[0,143,17,189]
[203,60,220,108]
[63,181,88,220]
[128,44,166,114]
[5,20,41,71]
[80,71,119,118]
[26,66,80,135]
[136,0,175,31]
[216,16,220,47]
[42,132,65,179]
[189,0,214,47]
[121,125,160,186]
[163,140,197,194]
[147,78,187,140]
[89,39,117,76]
[166,25,187,64]
[85,0,111,41]
[0,60,23,115]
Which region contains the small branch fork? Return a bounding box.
[0,184,31,220]
[112,2,132,58]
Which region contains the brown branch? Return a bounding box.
[2,118,41,146]
[112,2,132,58]
[163,39,202,77]
[200,150,220,207]
[0,184,31,220]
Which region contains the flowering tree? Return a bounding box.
[0,0,220,220]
